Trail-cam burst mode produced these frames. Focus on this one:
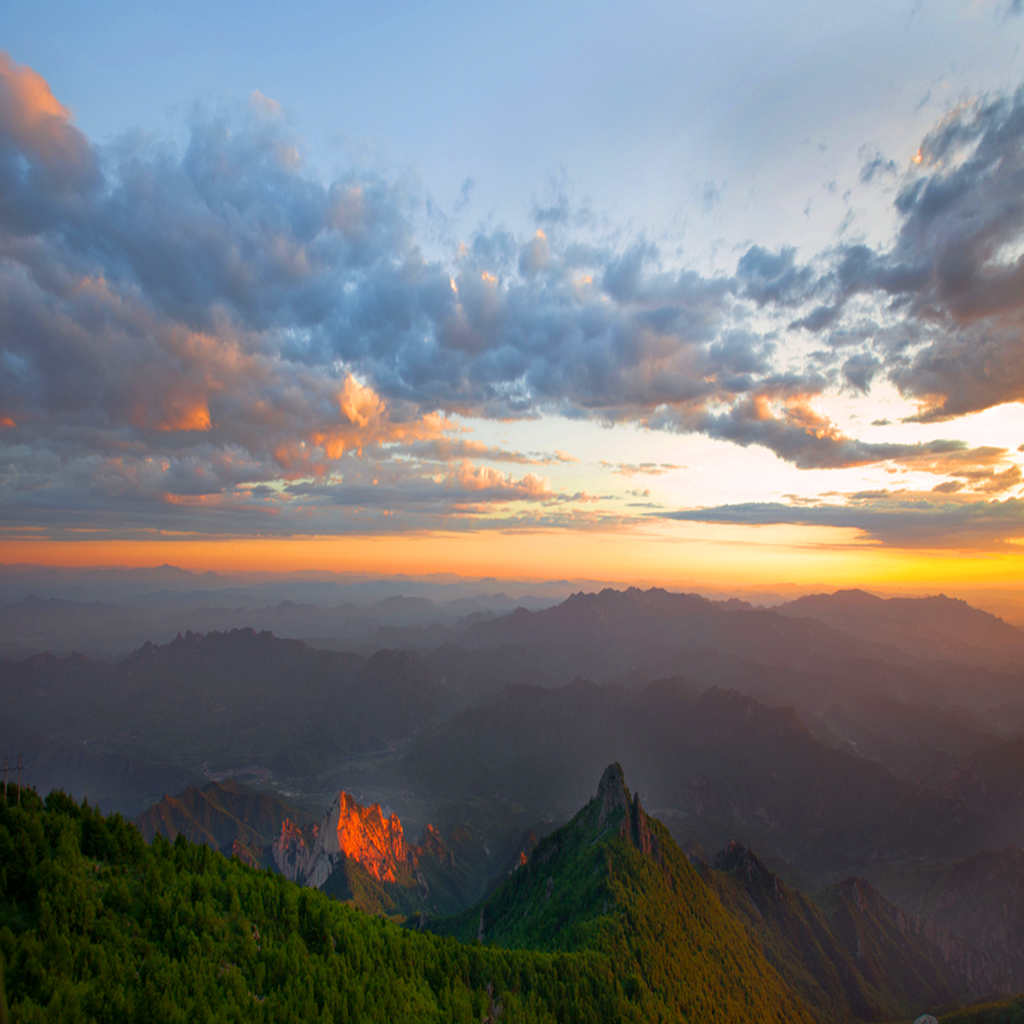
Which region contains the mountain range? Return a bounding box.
[4,584,1024,1019]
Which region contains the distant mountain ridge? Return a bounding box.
[776,589,1024,668]
[460,586,1024,723]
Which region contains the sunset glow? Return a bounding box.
[4,527,1024,596]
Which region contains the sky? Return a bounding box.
[2,0,1024,589]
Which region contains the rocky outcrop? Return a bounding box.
[273,817,323,886]
[318,792,410,882]
[596,762,657,859]
[272,789,447,892]
[596,762,630,825]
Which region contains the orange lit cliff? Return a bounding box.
[329,792,408,882]
[273,790,440,890]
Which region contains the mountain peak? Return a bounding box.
[596,762,629,824]
[430,761,815,1022]
[273,789,454,899]
[593,763,656,858]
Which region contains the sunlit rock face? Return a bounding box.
[273,818,323,886]
[320,792,409,882]
[273,790,438,889]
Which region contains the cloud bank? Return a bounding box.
[2,54,1024,546]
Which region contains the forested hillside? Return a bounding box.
[0,784,813,1023]
[0,786,641,1022]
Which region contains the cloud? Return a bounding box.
[2,55,1022,544]
[0,53,99,206]
[400,439,573,466]
[449,461,552,500]
[799,88,1024,421]
[657,447,1024,546]
[701,180,722,211]
[841,352,882,393]
[858,150,898,184]
[660,493,1024,548]
[735,245,818,307]
[669,388,974,469]
[601,461,683,477]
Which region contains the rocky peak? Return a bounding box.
[595,763,656,859]
[597,762,630,826]
[273,789,449,892]
[324,791,409,883]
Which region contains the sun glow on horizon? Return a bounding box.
[4,522,1024,594]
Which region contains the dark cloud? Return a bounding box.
[0,440,601,541]
[659,494,1024,548]
[858,151,898,184]
[0,54,101,234]
[735,245,818,306]
[842,352,882,393]
[789,304,841,332]
[708,330,775,375]
[685,393,970,469]
[805,88,1024,420]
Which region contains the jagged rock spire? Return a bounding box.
[596,763,656,859]
[597,763,630,826]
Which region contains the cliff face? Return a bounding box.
[272,790,442,893]
[321,792,409,882]
[596,761,657,859]
[273,818,322,885]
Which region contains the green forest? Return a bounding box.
[0,785,802,1023]
[1,784,1019,1023]
[0,787,639,1023]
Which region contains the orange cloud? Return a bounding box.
[156,401,213,433]
[338,375,385,429]
[0,53,91,172]
[451,461,551,499]
[162,493,224,507]
[781,398,843,442]
[305,375,452,464]
[0,416,14,428]
[895,445,1023,495]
